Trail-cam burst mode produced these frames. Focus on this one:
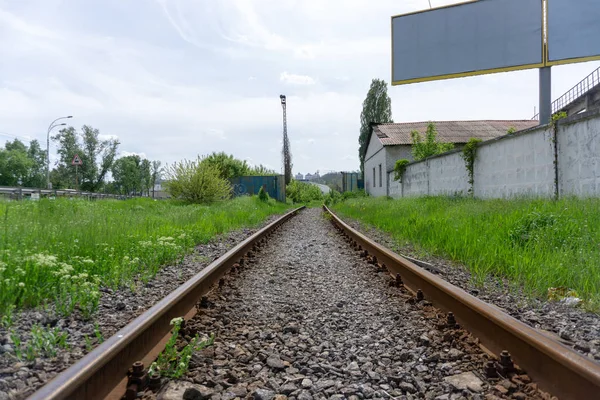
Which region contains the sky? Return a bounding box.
[0,0,599,176]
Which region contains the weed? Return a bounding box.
[94,323,104,344]
[0,197,289,317]
[0,304,15,328]
[83,334,93,352]
[9,330,22,360]
[9,325,68,361]
[149,317,214,378]
[333,196,600,309]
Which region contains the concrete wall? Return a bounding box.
[429,151,470,196]
[385,145,413,172]
[388,172,401,198]
[364,132,387,197]
[558,114,600,196]
[474,127,555,198]
[402,159,429,197]
[375,110,600,199]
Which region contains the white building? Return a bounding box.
[295,172,304,180]
[364,120,538,197]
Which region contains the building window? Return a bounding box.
[373,167,376,188]
[379,164,382,187]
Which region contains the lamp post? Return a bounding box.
[280,95,292,185]
[47,116,73,189]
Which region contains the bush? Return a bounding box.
[165,158,231,203]
[324,190,342,206]
[258,186,269,202]
[393,159,410,181]
[411,123,454,161]
[286,180,324,203]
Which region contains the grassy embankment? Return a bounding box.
[0,197,290,318]
[332,196,600,310]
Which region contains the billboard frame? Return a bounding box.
[390,0,546,86]
[545,0,600,67]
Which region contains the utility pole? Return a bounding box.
[280,95,292,185]
[46,115,73,189]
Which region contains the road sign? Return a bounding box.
[71,154,83,166]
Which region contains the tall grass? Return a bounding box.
[0,197,289,317]
[332,196,600,308]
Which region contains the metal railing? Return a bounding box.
[0,186,139,201]
[533,66,600,120]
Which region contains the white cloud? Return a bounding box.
[120,151,148,160]
[2,0,600,176]
[280,72,315,85]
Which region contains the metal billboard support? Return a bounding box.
[539,67,552,124]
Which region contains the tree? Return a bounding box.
[0,139,34,186]
[140,158,152,196]
[410,123,454,161]
[24,140,47,187]
[359,79,393,176]
[165,157,231,203]
[111,155,157,195]
[51,125,119,190]
[0,139,47,187]
[111,155,142,195]
[200,152,250,180]
[151,160,162,198]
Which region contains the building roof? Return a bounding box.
[373,120,539,146]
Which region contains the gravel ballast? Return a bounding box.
[157,208,549,400]
[0,216,282,400]
[333,212,600,363]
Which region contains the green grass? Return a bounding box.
[0,197,290,317]
[332,196,600,309]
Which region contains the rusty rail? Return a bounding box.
[28,206,304,400]
[323,205,600,400]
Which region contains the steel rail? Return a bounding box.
[28,206,304,400]
[324,205,600,400]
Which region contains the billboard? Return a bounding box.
[547,0,600,65]
[391,0,544,85]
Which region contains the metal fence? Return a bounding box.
[230,175,286,202]
[532,66,600,120]
[0,186,137,201]
[341,172,364,192]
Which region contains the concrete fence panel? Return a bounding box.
[557,114,600,196]
[402,160,429,197]
[473,126,555,198]
[429,151,470,196]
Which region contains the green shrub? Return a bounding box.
[258,186,269,202]
[286,180,324,203]
[324,190,342,206]
[411,123,454,161]
[393,159,410,181]
[165,158,231,203]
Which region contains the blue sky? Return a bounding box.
[1,0,599,175]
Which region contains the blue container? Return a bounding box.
[229,176,286,202]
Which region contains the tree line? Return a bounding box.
[0,126,277,199]
[0,125,161,195]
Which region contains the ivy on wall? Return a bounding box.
[393,159,410,181]
[461,138,482,196]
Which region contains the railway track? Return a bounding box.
[26,206,600,400]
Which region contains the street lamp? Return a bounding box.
[47,116,73,189]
